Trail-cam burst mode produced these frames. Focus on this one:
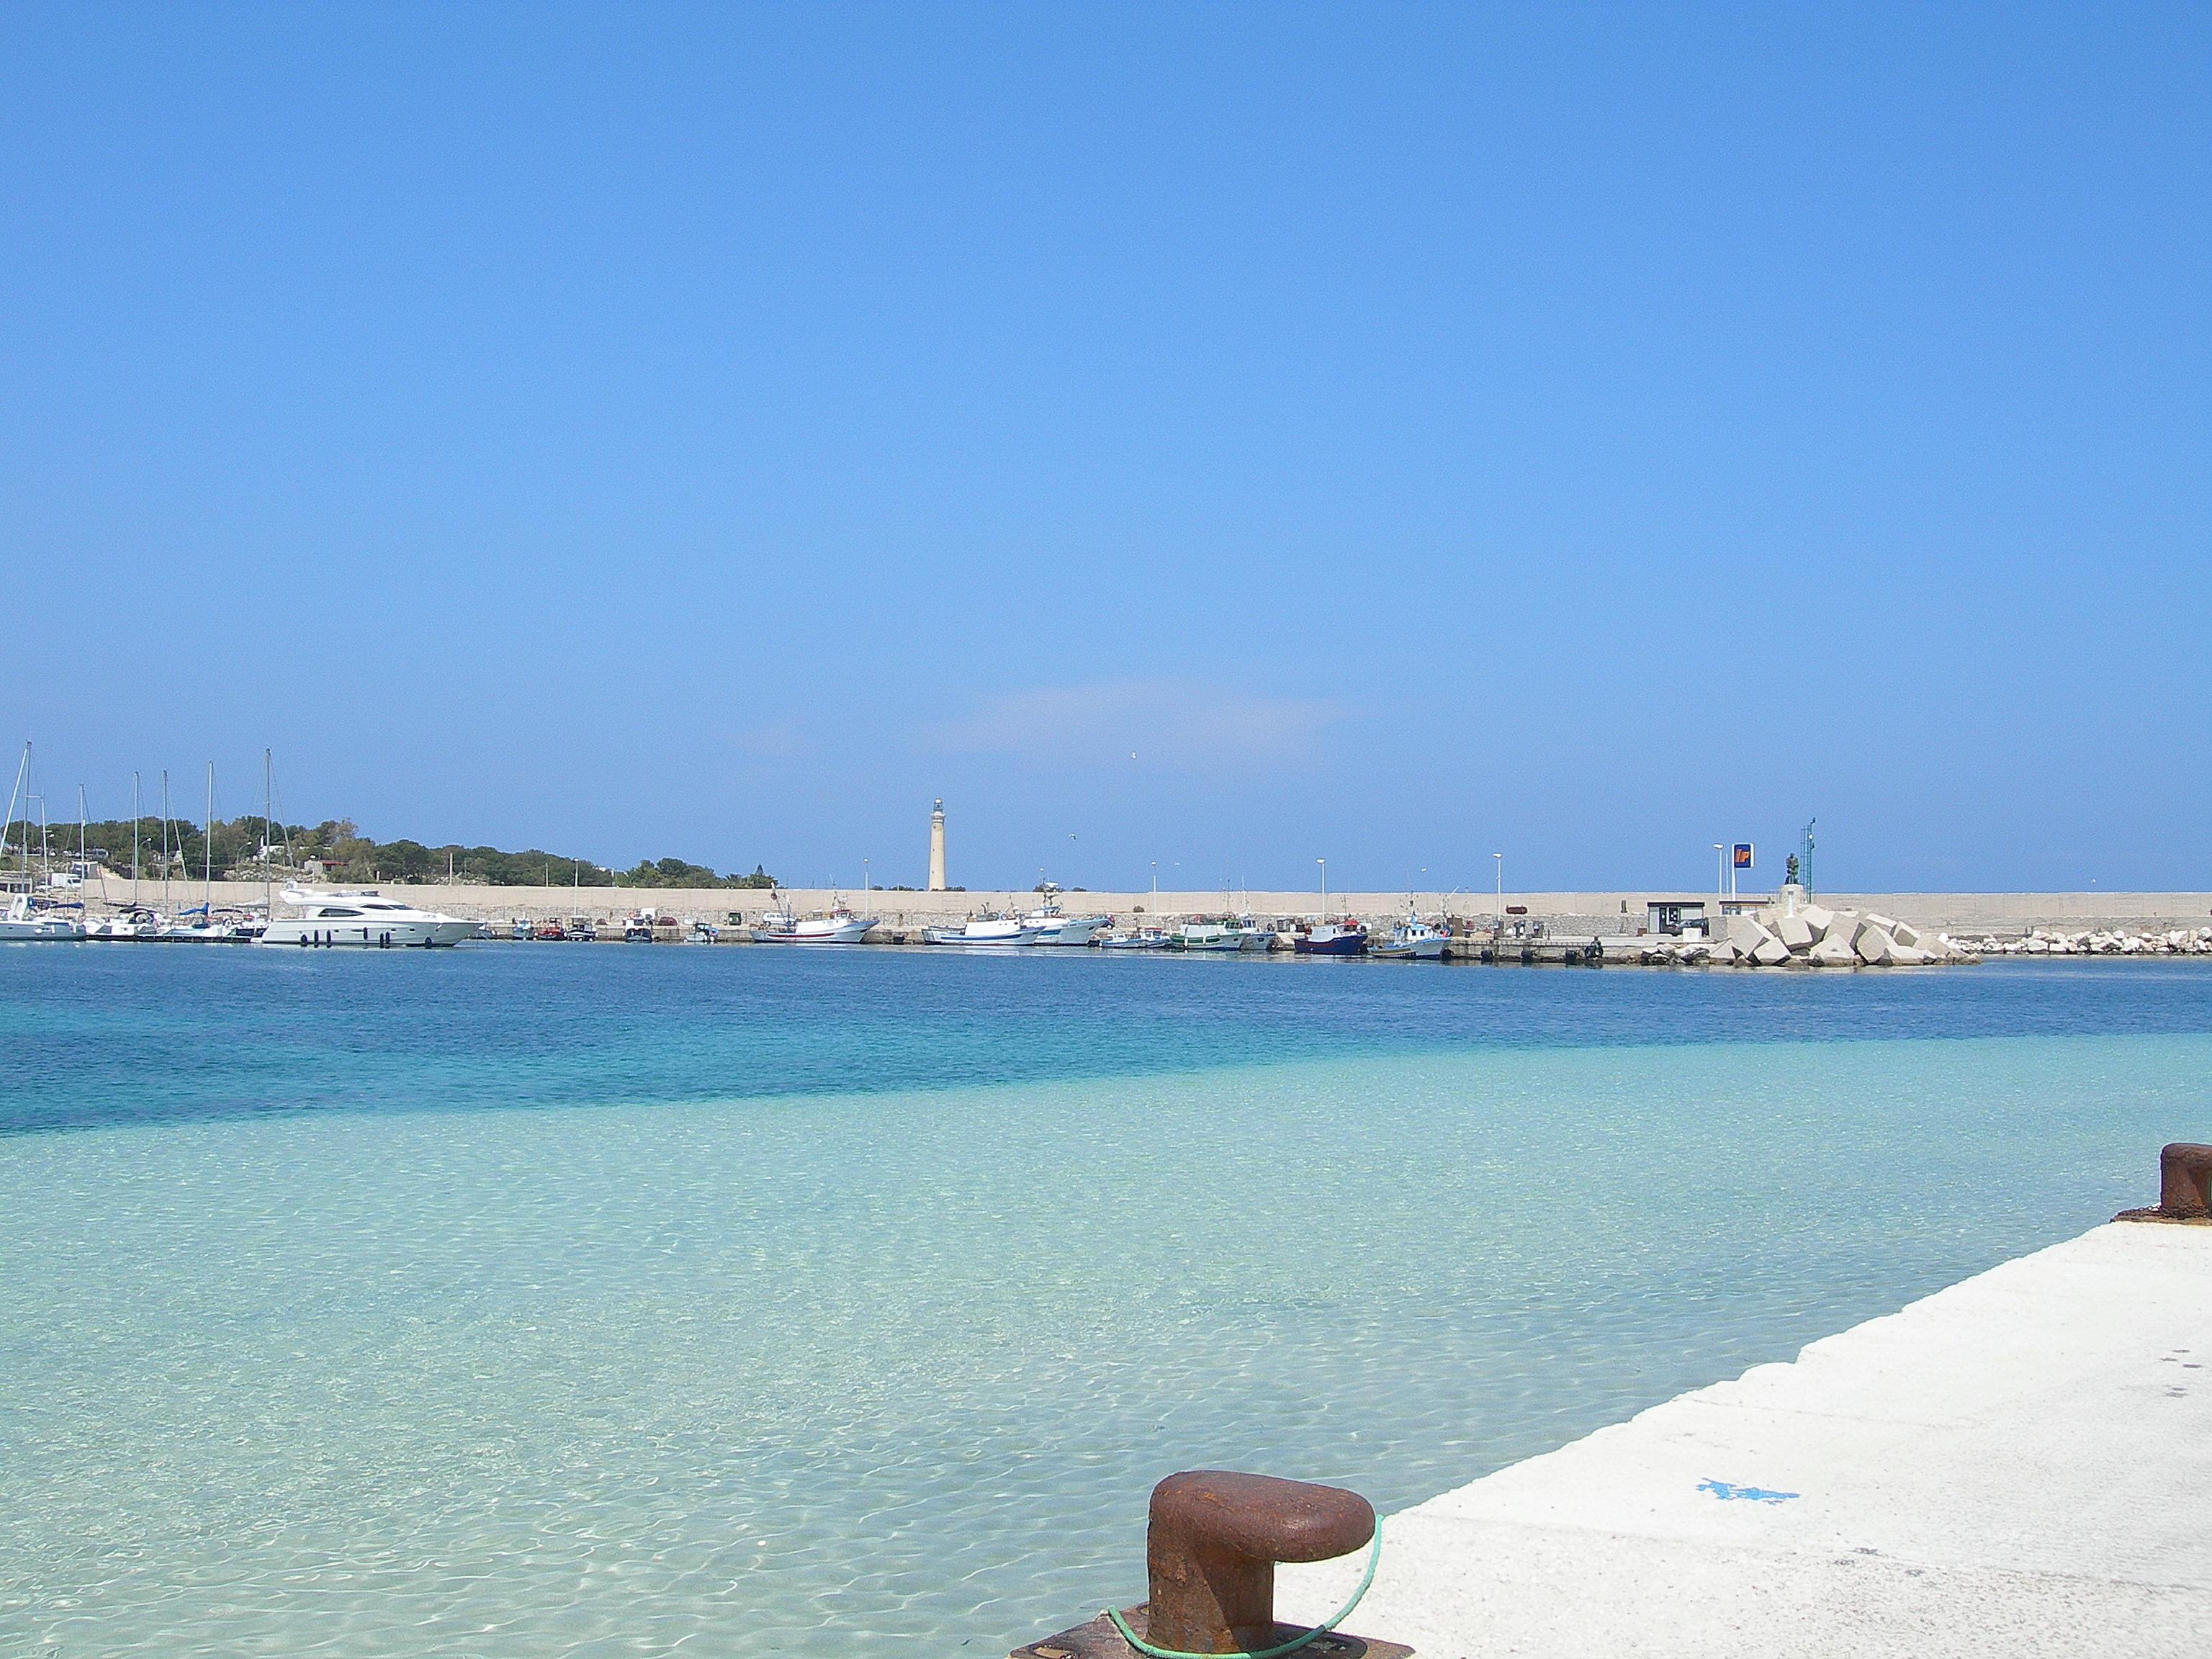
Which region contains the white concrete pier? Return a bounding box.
[1280,1222,2212,1658]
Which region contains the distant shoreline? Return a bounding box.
[57,875,2212,938]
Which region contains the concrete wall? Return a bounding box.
[73,873,2212,935]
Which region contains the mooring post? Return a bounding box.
[2114,1141,2212,1224]
[1010,1470,1410,1659]
[2157,1142,2212,1219]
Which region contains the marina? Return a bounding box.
[12,863,2212,964]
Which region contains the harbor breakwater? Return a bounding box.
[63,876,2212,950]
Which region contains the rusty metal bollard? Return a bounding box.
[2116,1142,2212,1223]
[1011,1470,1410,1659]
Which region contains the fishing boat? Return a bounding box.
[1169,915,1269,953]
[752,894,877,944]
[1239,918,1280,952]
[1371,909,1448,960]
[1022,887,1112,946]
[1095,926,1170,950]
[258,887,479,948]
[923,909,1046,947]
[1292,917,1369,956]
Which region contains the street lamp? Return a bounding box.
[1713,842,1725,899]
[1317,857,1327,914]
[1493,853,1503,917]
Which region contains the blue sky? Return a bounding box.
[3,5,2206,893]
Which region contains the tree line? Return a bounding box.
[5,815,778,889]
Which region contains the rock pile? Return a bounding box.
[1640,889,1975,968]
[1946,927,2212,957]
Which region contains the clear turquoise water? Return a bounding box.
[2,948,2207,1657]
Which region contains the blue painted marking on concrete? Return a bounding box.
[1699,1478,1800,1504]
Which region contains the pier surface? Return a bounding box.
[1279,1221,2212,1657]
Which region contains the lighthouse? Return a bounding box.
[927,799,948,891]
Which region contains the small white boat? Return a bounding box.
[1096,927,1171,950]
[1238,919,1280,953]
[0,892,85,940]
[1372,909,1448,960]
[258,887,479,948]
[162,904,266,943]
[1022,888,1112,946]
[924,911,1046,947]
[752,894,876,944]
[86,908,158,940]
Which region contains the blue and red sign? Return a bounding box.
[1732,842,1753,870]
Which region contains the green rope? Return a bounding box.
[1105,1532,1382,1659]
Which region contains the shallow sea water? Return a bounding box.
[2,948,2207,1656]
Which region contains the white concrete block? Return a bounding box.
[1856,925,1897,965]
[1776,914,1815,950]
[1750,937,1792,966]
[1808,938,1858,966]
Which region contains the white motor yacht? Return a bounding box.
[0,892,86,940]
[258,888,479,948]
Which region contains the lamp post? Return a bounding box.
[1714,843,1725,898]
[1493,853,1503,917]
[1317,857,1327,915]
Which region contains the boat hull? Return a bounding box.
[0,918,85,940]
[258,919,476,948]
[754,920,875,944]
[924,925,1047,946]
[1026,916,1110,946]
[1293,932,1367,956]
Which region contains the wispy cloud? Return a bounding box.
[731,716,810,758]
[931,678,1345,770]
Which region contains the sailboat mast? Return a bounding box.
[204,761,214,913]
[131,772,141,905]
[263,749,274,917]
[1,742,26,876]
[160,770,171,907]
